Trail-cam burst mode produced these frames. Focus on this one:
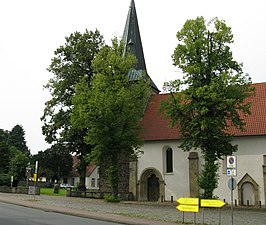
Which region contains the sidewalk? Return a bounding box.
[0,193,180,225]
[0,193,265,225]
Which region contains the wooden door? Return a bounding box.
[147,174,159,201]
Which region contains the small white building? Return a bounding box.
[66,156,99,190]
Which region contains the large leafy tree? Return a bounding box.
[8,125,29,153]
[41,29,104,190]
[71,38,150,197]
[161,17,254,198]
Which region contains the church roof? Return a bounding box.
[123,0,160,93]
[141,82,266,141]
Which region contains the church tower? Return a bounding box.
[122,0,160,94]
[99,0,159,199]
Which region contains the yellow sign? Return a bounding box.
[33,173,37,182]
[176,197,225,212]
[176,197,199,205]
[176,198,199,212]
[201,199,225,208]
[176,204,199,212]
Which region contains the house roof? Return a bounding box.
[141,82,266,141]
[68,156,97,177]
[122,0,160,93]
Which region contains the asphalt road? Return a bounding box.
[0,202,121,225]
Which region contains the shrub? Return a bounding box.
[104,195,121,203]
[0,174,11,186]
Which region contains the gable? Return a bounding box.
[69,156,97,177]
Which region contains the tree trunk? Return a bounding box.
[111,183,119,197]
[199,151,219,199]
[78,156,87,191]
[110,153,119,197]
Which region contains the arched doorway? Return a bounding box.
[138,168,165,201]
[242,182,255,206]
[238,173,259,206]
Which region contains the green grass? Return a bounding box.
[40,188,66,196]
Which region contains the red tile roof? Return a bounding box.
[68,156,97,177]
[141,82,266,141]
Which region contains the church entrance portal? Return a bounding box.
[138,168,165,201]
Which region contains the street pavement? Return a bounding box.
[0,193,265,225]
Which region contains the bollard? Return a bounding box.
[218,208,221,225]
[202,207,205,225]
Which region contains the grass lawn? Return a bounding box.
[40,188,66,196]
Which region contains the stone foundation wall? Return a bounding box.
[66,189,133,200]
[0,186,40,195]
[99,152,130,193]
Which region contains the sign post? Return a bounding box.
[176,197,226,224]
[10,176,13,188]
[227,156,237,225]
[34,161,38,200]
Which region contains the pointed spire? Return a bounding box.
[123,0,160,93]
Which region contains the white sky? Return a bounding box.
[0,0,265,154]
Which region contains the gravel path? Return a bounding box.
[1,193,266,225]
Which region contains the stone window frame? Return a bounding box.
[162,146,174,174]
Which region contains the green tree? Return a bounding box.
[0,129,10,174]
[9,147,29,182]
[32,144,73,182]
[71,38,150,197]
[41,29,104,190]
[161,17,254,198]
[0,126,30,185]
[8,125,29,153]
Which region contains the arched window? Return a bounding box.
[166,148,173,173]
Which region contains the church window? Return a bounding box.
[166,148,173,173]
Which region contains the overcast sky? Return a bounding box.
[0,0,265,154]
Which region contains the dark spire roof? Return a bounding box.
[123,0,160,93]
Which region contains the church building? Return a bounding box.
[122,0,266,206]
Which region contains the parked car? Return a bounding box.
[60,183,74,189]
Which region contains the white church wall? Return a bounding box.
[138,140,194,201]
[137,141,163,179]
[139,136,265,203]
[215,136,266,205]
